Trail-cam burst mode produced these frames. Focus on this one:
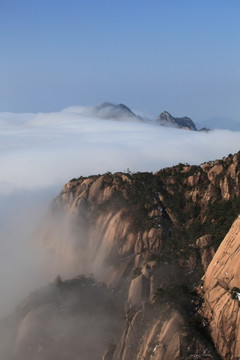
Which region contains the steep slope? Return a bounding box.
[111,301,219,360]
[1,152,240,360]
[199,215,240,360]
[43,152,240,285]
[0,276,124,360]
[157,111,197,130]
[33,152,239,359]
[93,103,201,131]
[94,102,140,120]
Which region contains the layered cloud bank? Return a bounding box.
[0,104,239,317]
[0,105,240,195]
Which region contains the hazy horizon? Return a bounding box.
[1,104,240,195]
[0,0,240,129]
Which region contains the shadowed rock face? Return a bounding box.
[113,302,216,360]
[196,235,215,272]
[0,276,124,360]
[93,103,200,131]
[199,216,240,360]
[94,102,139,120]
[157,111,197,130]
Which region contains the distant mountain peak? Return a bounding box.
[157,111,197,131]
[93,103,200,131]
[94,102,138,119]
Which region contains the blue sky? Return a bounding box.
[0,0,240,127]
[0,0,240,318]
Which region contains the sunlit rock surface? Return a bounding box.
[1,152,240,359]
[200,216,240,359]
[42,152,240,285]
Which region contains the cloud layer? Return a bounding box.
[0,106,240,195]
[0,105,239,317]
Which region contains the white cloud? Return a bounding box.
[0,105,239,318]
[0,106,239,195]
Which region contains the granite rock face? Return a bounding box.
[200,215,240,360]
[196,235,215,272]
[42,152,240,285]
[1,152,240,359]
[113,305,199,360]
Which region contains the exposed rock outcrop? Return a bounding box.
[2,152,240,360]
[91,102,206,131]
[199,215,240,359]
[94,102,140,120]
[114,304,190,360]
[42,152,240,287]
[112,297,217,360]
[157,111,197,131]
[196,235,215,272]
[125,273,150,311]
[0,276,124,360]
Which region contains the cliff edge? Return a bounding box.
[1,152,240,359]
[200,215,240,359]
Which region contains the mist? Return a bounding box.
[0,104,239,359]
[0,104,240,317]
[0,187,58,318]
[1,105,240,194]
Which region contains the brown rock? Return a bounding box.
[207,164,223,183]
[196,235,215,271]
[196,234,212,248]
[125,274,150,311]
[102,347,116,360]
[200,216,240,359]
[188,173,200,187]
[113,302,214,360]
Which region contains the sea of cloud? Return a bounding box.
[0,105,240,318]
[1,106,240,194]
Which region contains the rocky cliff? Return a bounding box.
[35,151,239,359]
[157,111,197,130]
[92,102,200,130]
[0,276,124,360]
[1,152,240,359]
[199,215,240,360]
[94,102,140,120]
[44,151,240,283]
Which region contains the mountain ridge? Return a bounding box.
[1,151,240,359]
[94,102,200,130]
[157,110,197,131]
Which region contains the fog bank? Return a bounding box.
[0,105,239,317]
[1,106,240,195]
